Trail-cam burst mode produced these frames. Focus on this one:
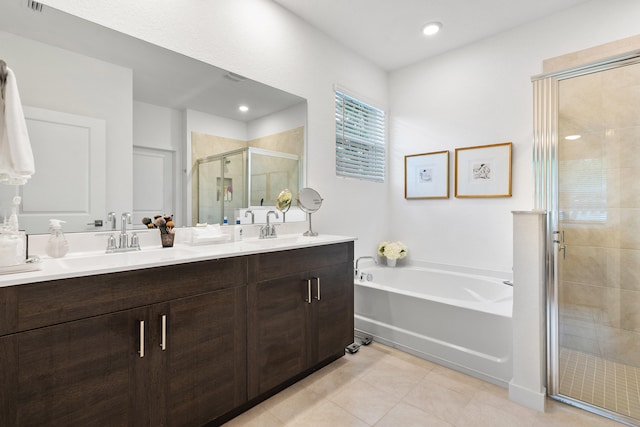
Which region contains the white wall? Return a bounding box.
[388,0,640,273]
[247,102,306,142]
[43,0,389,257]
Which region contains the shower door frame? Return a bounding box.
[533,50,640,425]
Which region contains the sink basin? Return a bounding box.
[46,246,197,271]
[242,235,307,249]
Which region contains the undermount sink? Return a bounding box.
[242,235,307,248]
[47,246,194,270]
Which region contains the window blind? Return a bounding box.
[335,90,385,182]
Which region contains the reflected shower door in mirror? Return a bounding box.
[197,151,246,225]
[0,1,307,234]
[195,148,300,225]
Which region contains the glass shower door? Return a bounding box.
[555,61,640,422]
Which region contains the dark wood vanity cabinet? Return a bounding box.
[0,257,247,427]
[247,242,354,399]
[0,241,353,427]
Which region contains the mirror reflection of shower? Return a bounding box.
[196,148,300,225]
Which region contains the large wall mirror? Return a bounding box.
[0,0,307,234]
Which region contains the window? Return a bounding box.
[335,90,385,182]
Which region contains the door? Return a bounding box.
[166,287,247,426]
[312,262,353,364]
[0,107,106,234]
[133,146,175,226]
[3,308,144,427]
[551,60,640,422]
[247,273,310,398]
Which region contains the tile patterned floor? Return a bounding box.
[223,342,624,426]
[560,347,640,420]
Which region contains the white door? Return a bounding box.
[0,107,106,234]
[132,146,175,227]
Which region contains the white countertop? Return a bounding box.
[0,234,355,288]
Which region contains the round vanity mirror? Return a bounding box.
[297,188,322,236]
[275,189,292,222]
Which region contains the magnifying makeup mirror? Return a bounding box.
[297,187,322,236]
[275,189,292,223]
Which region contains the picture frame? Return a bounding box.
[455,142,512,198]
[404,150,449,199]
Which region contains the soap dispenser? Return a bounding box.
[46,219,69,258]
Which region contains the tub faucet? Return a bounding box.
[355,256,377,279]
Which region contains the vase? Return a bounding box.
[161,233,175,248]
[386,257,397,267]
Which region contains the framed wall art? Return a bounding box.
[455,142,512,198]
[404,150,449,199]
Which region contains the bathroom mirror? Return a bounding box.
[297,188,322,236]
[0,1,307,234]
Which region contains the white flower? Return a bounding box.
[378,241,407,260]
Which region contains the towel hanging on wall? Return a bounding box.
[0,60,7,101]
[0,60,35,185]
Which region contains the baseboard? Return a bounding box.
[509,380,546,412]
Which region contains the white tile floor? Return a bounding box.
[223,342,624,426]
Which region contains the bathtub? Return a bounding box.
[354,262,513,386]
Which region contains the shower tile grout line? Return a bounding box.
[560,347,640,420]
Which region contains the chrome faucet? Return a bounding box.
[107,211,117,230]
[355,256,377,279]
[119,212,132,248]
[260,210,279,239]
[244,210,255,224]
[106,212,140,253]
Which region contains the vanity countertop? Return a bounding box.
[0,234,356,288]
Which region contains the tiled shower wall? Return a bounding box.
[558,62,640,368]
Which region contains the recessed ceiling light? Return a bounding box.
[239,105,249,112]
[422,22,442,36]
[565,134,581,140]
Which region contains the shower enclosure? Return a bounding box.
[196,147,300,225]
[534,53,640,425]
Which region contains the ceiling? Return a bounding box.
[272,0,591,71]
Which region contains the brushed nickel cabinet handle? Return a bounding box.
[139,320,145,358]
[315,277,321,301]
[305,279,312,303]
[160,314,167,351]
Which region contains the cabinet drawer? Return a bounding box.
[3,256,247,335]
[250,242,353,282]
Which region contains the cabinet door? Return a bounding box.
[312,262,354,364]
[166,286,247,426]
[247,274,310,399]
[3,309,145,427]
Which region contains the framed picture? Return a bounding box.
[404,150,449,199]
[455,142,512,198]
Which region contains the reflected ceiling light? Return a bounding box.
[565,134,581,140]
[238,105,249,112]
[422,22,442,36]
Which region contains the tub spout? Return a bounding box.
[355,256,377,279]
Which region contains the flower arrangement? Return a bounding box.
[142,215,175,235]
[377,241,408,260]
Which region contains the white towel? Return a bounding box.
[0,67,35,185]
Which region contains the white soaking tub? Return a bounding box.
[354,261,513,386]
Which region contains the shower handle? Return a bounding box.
[553,230,567,260]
